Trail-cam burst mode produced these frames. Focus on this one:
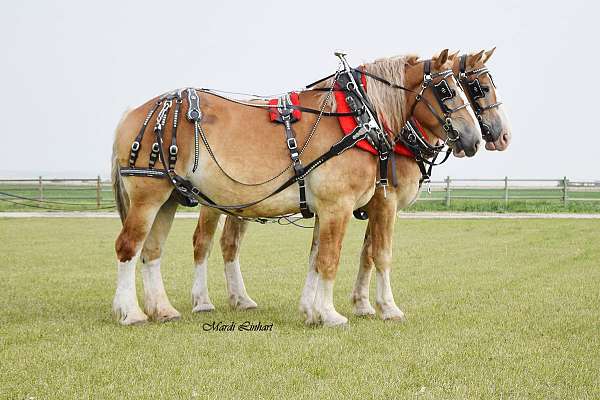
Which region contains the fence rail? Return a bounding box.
[0,176,599,211]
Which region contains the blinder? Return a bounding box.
[433,79,455,102]
[466,79,485,101]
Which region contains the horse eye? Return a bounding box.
[482,86,490,93]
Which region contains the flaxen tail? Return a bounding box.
[111,110,132,223]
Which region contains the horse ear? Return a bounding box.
[406,55,420,65]
[482,47,497,63]
[449,50,460,60]
[470,50,485,66]
[434,49,449,69]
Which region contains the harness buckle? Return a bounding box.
[152,143,160,152]
[169,145,178,155]
[286,137,298,150]
[131,141,140,151]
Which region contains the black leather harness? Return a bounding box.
[119,57,469,222]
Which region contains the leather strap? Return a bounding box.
[277,99,313,218]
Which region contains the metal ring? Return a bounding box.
[131,141,140,151]
[152,143,160,152]
[346,81,356,91]
[169,145,178,155]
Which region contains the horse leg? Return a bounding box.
[370,197,405,321]
[140,199,180,322]
[299,217,320,323]
[308,209,351,327]
[220,217,257,310]
[191,207,220,312]
[113,186,170,325]
[350,222,377,316]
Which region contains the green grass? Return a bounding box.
[1,218,599,399]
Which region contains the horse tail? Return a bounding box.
[112,109,132,224]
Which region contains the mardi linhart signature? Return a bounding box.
[202,321,274,332]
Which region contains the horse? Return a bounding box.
[189,49,510,323]
[111,49,482,326]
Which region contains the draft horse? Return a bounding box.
[111,50,482,326]
[192,49,512,323]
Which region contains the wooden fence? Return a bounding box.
[0,176,599,210]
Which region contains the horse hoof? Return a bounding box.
[352,302,376,317]
[235,297,258,310]
[316,309,348,328]
[229,295,257,310]
[379,304,406,321]
[192,302,215,313]
[116,310,149,326]
[154,308,181,322]
[323,314,349,328]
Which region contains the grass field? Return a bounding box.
[1,217,599,399]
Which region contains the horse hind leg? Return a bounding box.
[220,216,257,310]
[140,199,180,322]
[299,217,320,323]
[113,179,172,326]
[350,223,377,317]
[191,207,221,312]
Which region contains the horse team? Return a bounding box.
[111,49,511,327]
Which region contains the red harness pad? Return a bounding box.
[335,71,420,158]
[268,92,302,122]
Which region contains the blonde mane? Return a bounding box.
[313,55,414,133]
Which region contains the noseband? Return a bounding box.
[458,54,502,142]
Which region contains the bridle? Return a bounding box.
[411,59,469,143]
[359,58,473,183]
[458,54,502,142]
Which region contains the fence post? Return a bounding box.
[96,175,101,208]
[38,176,43,201]
[504,176,509,207]
[562,176,568,206]
[445,176,451,207]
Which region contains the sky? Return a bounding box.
[0,0,598,180]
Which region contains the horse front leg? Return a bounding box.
[220,216,257,310]
[191,207,220,312]
[370,194,405,321]
[307,208,352,327]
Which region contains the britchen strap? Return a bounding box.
[129,101,161,167]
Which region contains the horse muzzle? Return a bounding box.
[485,130,511,151]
